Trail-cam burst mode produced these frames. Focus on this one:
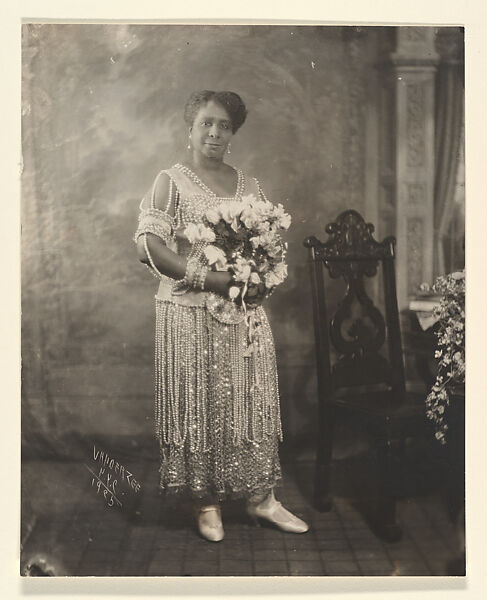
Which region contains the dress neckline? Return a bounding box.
[174,163,244,200]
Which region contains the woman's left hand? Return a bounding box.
[245,283,266,308]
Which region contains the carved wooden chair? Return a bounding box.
[304,210,426,541]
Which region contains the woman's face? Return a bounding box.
[189,100,233,160]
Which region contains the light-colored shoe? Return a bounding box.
[197,505,224,542]
[247,491,309,534]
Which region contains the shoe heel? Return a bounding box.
[247,508,261,528]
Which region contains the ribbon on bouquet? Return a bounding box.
[240,280,259,357]
[241,298,261,394]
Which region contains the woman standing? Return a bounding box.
[134,90,308,542]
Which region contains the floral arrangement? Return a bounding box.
[184,193,291,308]
[424,270,465,444]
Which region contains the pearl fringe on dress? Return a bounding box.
[135,165,283,500]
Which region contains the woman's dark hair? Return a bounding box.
[184,90,248,134]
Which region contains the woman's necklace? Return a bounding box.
[175,163,244,199]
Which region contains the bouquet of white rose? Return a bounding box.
[184,193,291,309]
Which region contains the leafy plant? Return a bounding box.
[425,270,465,444]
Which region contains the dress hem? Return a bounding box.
[156,476,283,503]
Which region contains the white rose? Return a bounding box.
[256,220,271,234]
[220,202,241,222]
[220,202,242,232]
[272,203,291,230]
[184,223,200,244]
[184,223,216,244]
[273,262,288,281]
[278,213,291,230]
[204,245,227,269]
[199,225,216,243]
[234,264,252,283]
[249,272,261,285]
[206,208,221,225]
[250,236,261,249]
[228,286,241,300]
[241,211,261,230]
[264,271,281,288]
[264,263,287,288]
[233,257,253,283]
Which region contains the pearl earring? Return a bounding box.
[227,143,231,155]
[187,136,191,150]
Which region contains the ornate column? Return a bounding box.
[391,28,439,309]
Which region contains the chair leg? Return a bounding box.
[375,418,403,542]
[314,461,333,512]
[314,406,334,512]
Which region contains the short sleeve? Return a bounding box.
[133,170,178,245]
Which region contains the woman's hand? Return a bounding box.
[206,272,266,307]
[206,271,233,297]
[244,283,267,308]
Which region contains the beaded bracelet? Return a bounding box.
[141,230,209,290]
[182,258,198,286]
[181,257,208,290]
[193,261,208,290]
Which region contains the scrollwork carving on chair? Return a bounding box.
[304,209,425,542]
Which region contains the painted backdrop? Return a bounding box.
[22,24,387,458]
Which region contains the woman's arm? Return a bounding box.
[136,174,232,296]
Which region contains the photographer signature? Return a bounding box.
[85,444,142,508]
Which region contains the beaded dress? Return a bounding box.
[134,164,283,501]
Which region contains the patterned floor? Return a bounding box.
[21,458,464,577]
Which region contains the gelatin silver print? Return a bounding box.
[21,23,465,577]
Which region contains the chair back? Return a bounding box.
[304,210,405,403]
